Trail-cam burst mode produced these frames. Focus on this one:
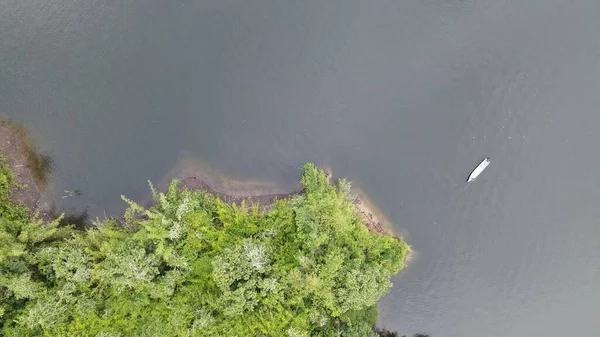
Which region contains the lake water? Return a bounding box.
[2,1,600,336]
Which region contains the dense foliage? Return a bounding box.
[0,162,409,336]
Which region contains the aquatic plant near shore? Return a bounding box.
[0,163,409,336]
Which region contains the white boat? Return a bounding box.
[467,158,490,182]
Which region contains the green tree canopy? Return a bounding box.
[0,162,409,336]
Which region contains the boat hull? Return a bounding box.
[467,158,490,182]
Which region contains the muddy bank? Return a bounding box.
[0,123,53,219]
[161,155,393,235]
[179,175,390,235]
[180,176,296,211]
[163,155,393,235]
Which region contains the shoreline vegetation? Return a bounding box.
[0,120,53,220]
[0,124,423,336]
[178,175,392,236]
[162,155,396,236]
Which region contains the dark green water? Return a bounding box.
[2,1,600,335]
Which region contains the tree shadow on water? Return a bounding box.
[59,209,91,230]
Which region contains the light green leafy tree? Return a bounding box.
[0,161,409,336]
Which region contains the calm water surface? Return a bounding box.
[2,1,600,336]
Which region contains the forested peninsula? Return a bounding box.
[0,125,415,336]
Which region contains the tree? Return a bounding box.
[0,161,410,336]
